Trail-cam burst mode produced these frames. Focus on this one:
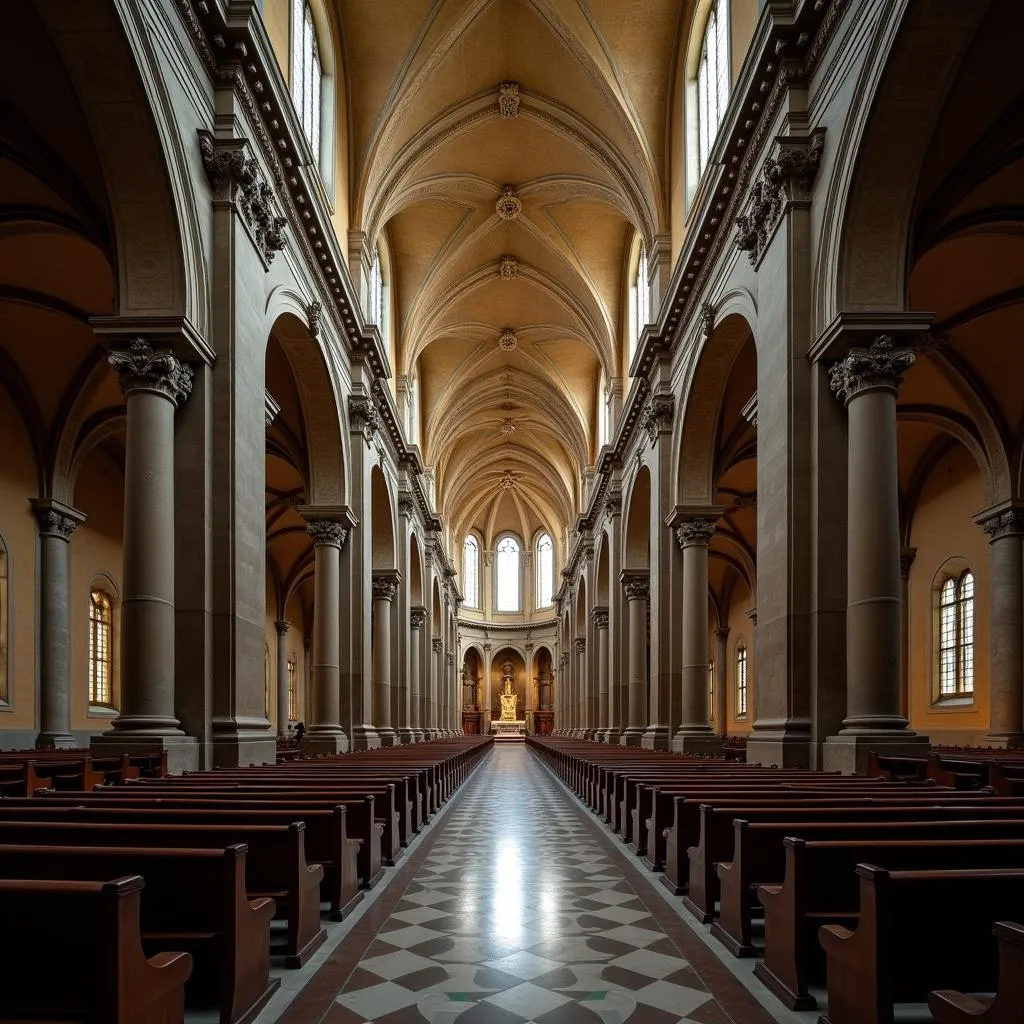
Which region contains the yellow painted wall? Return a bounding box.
[907,444,991,741]
[263,578,310,732]
[725,580,755,734]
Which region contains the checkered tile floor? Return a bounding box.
[327,745,734,1023]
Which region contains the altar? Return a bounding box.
[490,662,526,741]
[492,719,526,739]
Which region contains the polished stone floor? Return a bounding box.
[273,744,781,1024]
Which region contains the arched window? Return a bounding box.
[0,535,8,705]
[496,536,521,612]
[939,571,974,698]
[88,589,113,706]
[630,243,650,366]
[287,654,297,721]
[709,657,715,721]
[463,536,480,609]
[264,642,272,718]
[368,245,383,326]
[536,533,554,608]
[696,0,730,178]
[735,642,747,717]
[291,0,323,156]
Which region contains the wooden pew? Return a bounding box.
[818,866,1024,1024]
[0,819,325,967]
[0,844,277,1024]
[0,875,192,1024]
[752,835,1024,1009]
[928,921,1024,1024]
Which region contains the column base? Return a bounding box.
[351,725,381,750]
[671,730,722,755]
[396,728,416,745]
[620,727,644,747]
[641,725,671,750]
[36,731,77,750]
[301,733,349,756]
[91,733,199,775]
[410,729,426,743]
[604,728,620,745]
[985,733,1024,749]
[746,719,814,769]
[822,731,930,776]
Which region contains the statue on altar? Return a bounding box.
[498,661,519,721]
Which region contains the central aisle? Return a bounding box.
[278,744,778,1024]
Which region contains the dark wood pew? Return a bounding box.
[685,802,1024,922]
[751,836,1024,1009]
[0,875,192,1024]
[818,866,1024,1024]
[0,819,325,967]
[928,921,1024,1024]
[0,844,276,1024]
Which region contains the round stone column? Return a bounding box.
[825,335,926,772]
[372,574,399,746]
[304,520,347,751]
[430,637,443,738]
[31,500,86,748]
[674,519,719,751]
[620,571,649,746]
[574,637,587,738]
[410,609,425,741]
[275,620,290,738]
[713,626,729,736]
[980,507,1024,746]
[593,607,609,742]
[106,340,192,738]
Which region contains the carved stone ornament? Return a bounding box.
[410,609,426,630]
[432,638,444,654]
[498,81,520,119]
[982,508,1024,540]
[500,471,516,490]
[700,302,715,340]
[642,393,674,445]
[829,334,916,405]
[372,575,398,602]
[32,504,83,540]
[499,255,519,279]
[348,393,379,443]
[495,185,522,221]
[735,130,825,265]
[605,489,622,519]
[675,519,717,548]
[306,520,348,548]
[108,339,194,407]
[500,418,516,435]
[498,328,518,352]
[592,608,609,630]
[197,130,286,265]
[308,299,322,339]
[574,637,586,654]
[447,651,455,665]
[899,548,917,579]
[621,574,650,602]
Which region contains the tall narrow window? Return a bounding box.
[631,244,650,366]
[463,536,480,609]
[496,536,521,612]
[287,654,297,721]
[0,537,8,704]
[735,642,747,717]
[537,533,554,608]
[709,657,715,721]
[291,0,322,157]
[368,246,383,326]
[696,0,730,177]
[88,590,113,706]
[939,571,974,697]
[264,643,272,718]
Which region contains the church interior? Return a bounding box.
[1,0,1023,1021]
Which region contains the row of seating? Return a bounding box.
[528,736,1024,1024]
[0,749,167,797]
[0,736,493,1024]
[871,747,1024,795]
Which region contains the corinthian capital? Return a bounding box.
[573,637,586,654]
[30,498,86,540]
[372,574,399,602]
[675,519,716,548]
[620,570,650,602]
[306,520,348,548]
[410,608,426,631]
[978,506,1024,540]
[109,339,194,406]
[592,606,609,631]
[829,335,915,405]
[432,638,444,655]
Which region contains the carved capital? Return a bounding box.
[712,626,730,643]
[447,651,455,666]
[407,606,424,629]
[31,499,85,540]
[604,489,622,519]
[735,129,825,265]
[432,638,444,655]
[372,574,398,602]
[274,620,291,636]
[620,571,650,603]
[899,547,917,580]
[574,637,586,654]
[675,519,717,548]
[109,339,194,406]
[830,334,915,405]
[498,81,520,118]
[592,606,609,631]
[980,508,1024,540]
[348,393,379,443]
[643,393,674,445]
[306,520,348,548]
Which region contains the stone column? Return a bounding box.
[713,627,729,736]
[93,340,197,772]
[303,636,312,724]
[899,549,916,722]
[303,519,348,754]
[824,336,928,773]
[275,620,290,739]
[372,573,400,746]
[979,506,1024,747]
[674,519,721,753]
[558,653,568,733]
[409,608,425,741]
[593,606,609,742]
[574,638,587,738]
[447,651,456,735]
[620,571,649,746]
[31,500,86,748]
[430,638,442,739]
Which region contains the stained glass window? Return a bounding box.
[89,590,113,706]
[939,572,974,697]
[735,642,747,716]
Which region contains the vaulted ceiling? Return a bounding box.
[336,0,683,550]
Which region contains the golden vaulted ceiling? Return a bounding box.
[336,0,684,551]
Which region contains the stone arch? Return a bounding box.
[409,532,424,606]
[595,530,611,605]
[575,577,588,635]
[431,578,442,635]
[370,466,396,571]
[623,465,651,570]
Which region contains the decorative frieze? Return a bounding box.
[735,129,825,265]
[829,334,915,405]
[495,185,522,221]
[197,130,286,265]
[306,520,348,548]
[498,81,520,119]
[109,339,194,407]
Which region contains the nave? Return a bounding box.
[268,744,777,1024]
